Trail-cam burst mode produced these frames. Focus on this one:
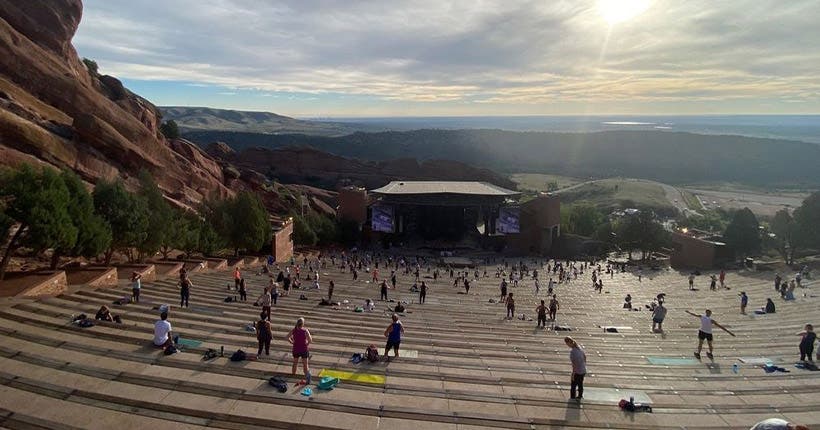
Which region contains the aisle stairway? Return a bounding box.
[0,259,817,429]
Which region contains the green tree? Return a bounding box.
[0,166,77,279]
[51,171,112,269]
[137,171,175,260]
[546,181,559,192]
[769,209,797,264]
[793,191,820,253]
[159,120,179,139]
[307,213,337,245]
[226,191,271,255]
[566,204,604,237]
[82,58,99,75]
[615,211,668,260]
[723,207,761,259]
[293,214,318,246]
[93,179,149,264]
[178,212,203,257]
[158,210,187,260]
[198,221,222,256]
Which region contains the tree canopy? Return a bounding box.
[0,166,78,279]
[93,179,149,264]
[52,171,112,269]
[723,207,761,258]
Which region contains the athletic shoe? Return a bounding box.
[694,352,701,359]
[706,352,713,359]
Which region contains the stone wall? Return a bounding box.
[273,220,294,263]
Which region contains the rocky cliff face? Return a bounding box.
[0,0,231,206]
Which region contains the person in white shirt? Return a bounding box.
[749,418,809,430]
[685,309,735,359]
[153,312,174,348]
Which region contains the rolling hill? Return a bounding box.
[161,106,364,137]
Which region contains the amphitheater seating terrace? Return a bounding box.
[0,255,817,430]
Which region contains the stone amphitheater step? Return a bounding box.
[0,258,817,429]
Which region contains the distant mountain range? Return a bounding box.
[182,128,820,189]
[161,106,365,137]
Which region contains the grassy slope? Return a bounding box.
[557,179,675,216]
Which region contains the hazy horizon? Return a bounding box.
[75,0,820,117]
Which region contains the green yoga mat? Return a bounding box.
[647,357,699,365]
[176,338,202,348]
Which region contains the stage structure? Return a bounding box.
[338,181,561,254]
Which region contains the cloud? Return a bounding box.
[74,0,820,112]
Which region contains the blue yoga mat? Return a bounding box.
[647,357,699,365]
[176,338,202,348]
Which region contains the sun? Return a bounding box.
[597,0,651,25]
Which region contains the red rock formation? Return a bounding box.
[0,0,231,207]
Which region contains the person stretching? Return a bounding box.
[685,309,735,359]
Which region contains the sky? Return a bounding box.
[73,0,820,117]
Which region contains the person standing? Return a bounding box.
[685,309,735,359]
[131,272,142,303]
[549,295,560,321]
[287,318,313,385]
[464,278,471,295]
[740,292,749,314]
[536,300,547,328]
[380,280,389,301]
[233,267,241,290]
[179,275,191,308]
[652,302,667,332]
[383,313,405,360]
[256,311,273,356]
[500,279,508,303]
[327,280,335,302]
[506,293,515,319]
[419,281,427,304]
[797,324,816,362]
[238,278,247,302]
[688,273,695,291]
[256,287,272,321]
[719,270,726,288]
[565,337,586,400]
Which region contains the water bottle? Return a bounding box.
[220,346,224,356]
[629,396,634,405]
[732,363,739,373]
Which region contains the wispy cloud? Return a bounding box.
[74,0,820,114]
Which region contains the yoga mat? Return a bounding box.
[189,306,223,315]
[318,369,386,385]
[579,387,653,404]
[599,326,633,330]
[176,338,202,348]
[647,357,699,365]
[378,348,419,358]
[738,357,773,365]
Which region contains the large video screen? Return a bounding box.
[371,205,395,233]
[496,207,520,234]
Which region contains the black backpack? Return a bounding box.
[230,349,246,362]
[224,296,234,303]
[268,376,288,393]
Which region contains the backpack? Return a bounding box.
[77,319,94,328]
[268,376,288,393]
[164,345,178,355]
[203,349,218,361]
[224,296,234,303]
[299,294,308,301]
[365,345,380,363]
[230,349,246,362]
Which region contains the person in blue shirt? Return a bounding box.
[740,292,749,314]
[383,314,405,360]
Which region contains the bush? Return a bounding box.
[82,58,98,75]
[160,120,180,139]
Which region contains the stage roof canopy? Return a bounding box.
[372,181,519,197]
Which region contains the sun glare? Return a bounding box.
[597,0,651,25]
